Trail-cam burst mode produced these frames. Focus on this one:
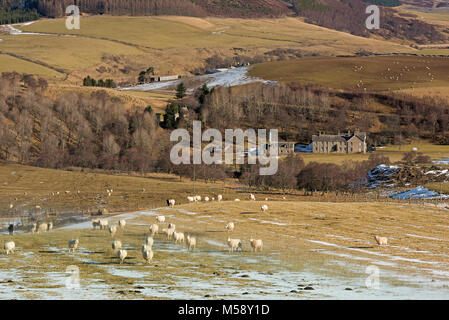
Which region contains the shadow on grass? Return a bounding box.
[240,212,258,215]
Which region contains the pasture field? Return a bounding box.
[0,164,238,216]
[0,16,413,84]
[1,200,448,299]
[248,56,449,91]
[0,53,64,79]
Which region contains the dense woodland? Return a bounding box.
[0,72,444,192]
[0,0,446,44]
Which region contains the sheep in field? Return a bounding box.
[99,219,109,230]
[186,235,196,251]
[118,220,126,229]
[374,236,388,246]
[4,241,15,255]
[250,238,263,252]
[156,215,165,223]
[109,225,117,237]
[225,222,235,232]
[250,194,256,201]
[195,195,201,202]
[117,249,127,264]
[164,228,176,240]
[166,199,176,207]
[168,223,176,230]
[68,239,79,253]
[187,196,195,203]
[92,219,101,229]
[261,205,268,212]
[112,240,122,251]
[217,194,223,202]
[141,244,151,253]
[204,197,210,202]
[145,237,154,248]
[37,222,48,234]
[173,232,185,244]
[142,249,153,264]
[234,198,240,202]
[149,224,159,235]
[227,237,242,252]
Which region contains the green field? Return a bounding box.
[249,56,449,91]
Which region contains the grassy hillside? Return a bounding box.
[249,56,449,91]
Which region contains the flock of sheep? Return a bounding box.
[2,192,389,262]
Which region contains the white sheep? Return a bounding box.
[112,240,122,251]
[68,239,79,253]
[212,197,215,201]
[149,224,159,235]
[204,196,210,202]
[142,249,153,264]
[261,204,268,212]
[227,237,242,252]
[173,232,185,244]
[250,238,263,252]
[217,194,223,202]
[195,195,201,202]
[225,222,235,232]
[165,227,176,240]
[156,215,165,223]
[92,219,101,229]
[186,235,196,251]
[99,219,109,230]
[109,225,117,237]
[141,244,151,253]
[168,223,176,230]
[118,219,126,229]
[250,194,256,201]
[374,235,388,246]
[145,237,154,248]
[234,198,240,202]
[187,196,195,202]
[117,249,127,264]
[4,241,15,255]
[37,222,48,234]
[265,198,268,201]
[167,199,175,207]
[9,203,13,209]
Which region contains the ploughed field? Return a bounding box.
[1,200,448,299]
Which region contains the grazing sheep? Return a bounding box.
[145,237,154,248]
[156,215,165,223]
[8,224,13,235]
[165,227,176,240]
[195,195,201,202]
[234,198,240,202]
[68,239,79,253]
[225,222,235,232]
[261,204,268,212]
[204,197,210,202]
[99,219,109,230]
[149,224,159,235]
[112,240,122,251]
[166,199,175,207]
[141,244,150,253]
[187,196,195,202]
[118,220,126,229]
[9,203,13,209]
[141,188,145,193]
[173,232,185,244]
[212,197,215,201]
[265,198,268,201]
[374,236,388,246]
[217,194,223,202]
[282,196,286,200]
[117,249,127,264]
[142,249,153,264]
[47,222,53,232]
[227,237,242,252]
[37,222,48,234]
[29,223,37,234]
[168,223,176,230]
[4,241,15,255]
[92,219,101,229]
[250,194,256,201]
[65,191,70,194]
[186,235,196,251]
[109,225,117,237]
[249,238,263,252]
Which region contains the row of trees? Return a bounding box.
[83,76,116,88]
[0,0,40,24]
